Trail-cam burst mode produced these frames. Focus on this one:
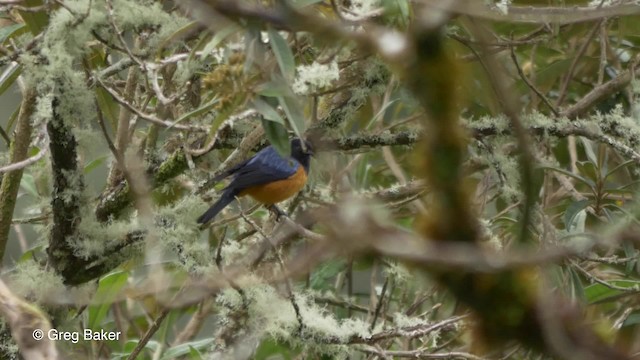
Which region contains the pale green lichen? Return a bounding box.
[216,280,374,355]
[174,58,205,86]
[384,261,413,285]
[155,195,212,273]
[391,313,446,350]
[343,0,381,20]
[58,169,86,205]
[7,262,96,316]
[30,93,54,128]
[0,319,19,360]
[24,0,189,129]
[0,153,8,168]
[70,214,141,259]
[72,128,107,161]
[293,61,340,95]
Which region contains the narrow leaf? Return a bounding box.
[202,24,241,60]
[0,63,21,98]
[540,166,596,189]
[0,23,27,44]
[169,96,219,128]
[19,0,48,35]
[252,98,284,124]
[278,95,306,139]
[268,28,295,81]
[94,87,120,129]
[564,200,590,232]
[88,271,129,330]
[261,118,290,157]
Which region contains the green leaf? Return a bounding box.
[112,340,160,359]
[575,161,599,183]
[18,245,44,263]
[159,338,214,360]
[564,200,590,232]
[604,160,634,181]
[366,99,398,130]
[568,267,585,302]
[202,24,241,60]
[19,174,38,198]
[169,95,220,128]
[254,338,295,360]
[5,105,20,134]
[622,312,640,327]
[95,86,120,129]
[356,154,372,188]
[540,166,595,190]
[261,118,290,157]
[256,78,291,97]
[188,346,204,359]
[0,63,21,98]
[0,23,27,44]
[278,95,306,140]
[251,98,284,124]
[19,0,49,35]
[579,138,598,165]
[268,27,295,81]
[291,0,323,8]
[310,259,346,290]
[156,21,201,57]
[88,271,129,330]
[623,241,637,275]
[202,96,243,145]
[84,156,107,174]
[585,280,640,304]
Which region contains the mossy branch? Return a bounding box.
[0,88,36,264]
[0,279,58,359]
[46,95,87,284]
[190,0,632,357]
[403,14,627,360]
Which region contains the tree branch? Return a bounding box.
[0,88,36,263]
[46,95,86,284]
[0,279,58,360]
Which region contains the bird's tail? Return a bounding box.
[197,191,236,224]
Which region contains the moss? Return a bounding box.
[70,212,141,259]
[155,195,211,273]
[0,319,19,360]
[8,261,65,304]
[24,0,190,131]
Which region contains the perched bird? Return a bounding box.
[197,138,313,224]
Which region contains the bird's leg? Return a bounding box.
[267,204,288,220]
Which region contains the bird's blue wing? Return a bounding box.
[212,144,280,183]
[226,146,299,190]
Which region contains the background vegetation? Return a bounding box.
[1,0,640,359]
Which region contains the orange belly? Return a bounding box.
[239,166,307,205]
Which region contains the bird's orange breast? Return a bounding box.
[239,166,307,205]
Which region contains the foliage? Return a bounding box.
[0,0,640,359]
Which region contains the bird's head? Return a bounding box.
[290,138,313,172]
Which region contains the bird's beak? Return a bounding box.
[303,141,314,156]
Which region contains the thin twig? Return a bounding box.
[240,207,304,333]
[556,19,605,107]
[94,76,204,132]
[509,47,558,116]
[0,128,48,174]
[125,308,170,360]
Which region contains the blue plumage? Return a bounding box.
[229,146,299,190]
[197,138,313,224]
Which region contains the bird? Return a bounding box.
[197,138,313,224]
